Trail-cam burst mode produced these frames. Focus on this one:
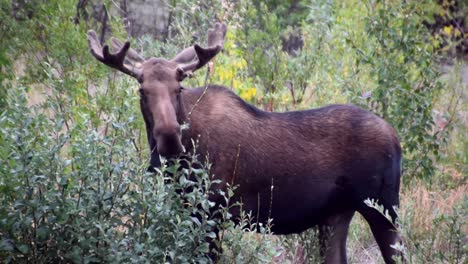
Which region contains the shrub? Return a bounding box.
[0,87,283,263]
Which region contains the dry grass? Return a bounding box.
[346,181,467,264]
[399,181,467,262]
[347,214,384,264]
[400,182,467,237]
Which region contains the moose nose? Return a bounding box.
[154,125,183,157]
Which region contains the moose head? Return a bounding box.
[87,23,227,158]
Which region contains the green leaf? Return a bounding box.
[0,239,14,251]
[17,244,29,254]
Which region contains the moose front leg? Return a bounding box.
[207,226,222,262]
[319,210,355,264]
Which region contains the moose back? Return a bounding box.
[87,23,403,264]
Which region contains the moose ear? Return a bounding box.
[176,67,192,82]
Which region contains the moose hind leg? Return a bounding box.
[357,158,404,264]
[358,205,403,264]
[319,210,355,264]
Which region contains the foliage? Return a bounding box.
[0,85,284,263]
[400,197,467,263]
[426,0,468,56]
[363,190,467,264]
[358,1,444,182]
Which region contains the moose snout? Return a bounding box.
[154,125,184,157]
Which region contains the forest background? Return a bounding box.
[0,0,466,263]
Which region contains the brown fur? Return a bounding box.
[172,85,403,263]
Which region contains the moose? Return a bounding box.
[87,23,403,263]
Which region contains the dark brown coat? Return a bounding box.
[179,85,401,227]
[87,23,403,264]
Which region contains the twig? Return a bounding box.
[230,144,241,185]
[187,67,211,118]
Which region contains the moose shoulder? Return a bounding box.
[87,23,403,264]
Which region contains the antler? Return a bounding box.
[87,30,142,79]
[171,23,227,74]
[207,22,227,48]
[110,37,145,68]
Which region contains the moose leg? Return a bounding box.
[358,206,403,264]
[319,210,355,264]
[207,226,222,262]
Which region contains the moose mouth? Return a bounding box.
[155,129,184,157]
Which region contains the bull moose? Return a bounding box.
[87,23,403,263]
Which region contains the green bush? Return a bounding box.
[0,86,284,263]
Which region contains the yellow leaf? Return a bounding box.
[443,25,452,36]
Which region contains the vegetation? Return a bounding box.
[0,0,466,263]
